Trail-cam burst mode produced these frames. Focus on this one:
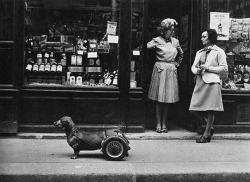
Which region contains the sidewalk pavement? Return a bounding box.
[0,130,250,182]
[14,129,250,140]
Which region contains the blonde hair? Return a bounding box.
[157,18,178,35]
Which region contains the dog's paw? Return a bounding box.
[70,155,78,159]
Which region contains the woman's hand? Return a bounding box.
[199,64,209,72]
[197,67,203,74]
[174,62,179,68]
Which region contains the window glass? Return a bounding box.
[24,0,120,88]
[130,0,144,89]
[0,0,14,41]
[210,0,250,91]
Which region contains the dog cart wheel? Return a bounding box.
[102,138,127,161]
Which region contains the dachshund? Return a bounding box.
[54,116,107,159]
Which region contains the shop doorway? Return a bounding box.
[144,0,193,132]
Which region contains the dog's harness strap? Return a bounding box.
[68,128,78,138]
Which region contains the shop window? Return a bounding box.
[130,0,144,89]
[0,0,14,41]
[24,0,120,88]
[209,0,250,92]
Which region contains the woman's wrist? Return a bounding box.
[205,67,209,72]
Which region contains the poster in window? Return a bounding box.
[210,12,230,40]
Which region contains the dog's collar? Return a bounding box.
[68,127,78,137]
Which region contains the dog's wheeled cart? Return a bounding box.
[54,117,130,161]
[101,129,130,161]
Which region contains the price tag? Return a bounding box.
[107,35,119,44]
[77,50,84,55]
[87,52,98,58]
[133,51,140,56]
[106,21,117,35]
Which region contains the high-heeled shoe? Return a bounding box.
[161,128,168,133]
[196,135,211,143]
[156,128,162,133]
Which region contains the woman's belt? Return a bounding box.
[156,60,175,64]
[155,61,175,72]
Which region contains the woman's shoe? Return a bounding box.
[161,128,168,133]
[156,128,162,133]
[201,127,214,136]
[210,128,214,136]
[196,135,211,143]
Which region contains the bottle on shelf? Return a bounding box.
[25,51,34,74]
[243,65,249,83]
[43,52,49,65]
[50,61,57,75]
[236,65,243,84]
[233,66,238,84]
[36,52,42,65]
[32,62,39,74]
[69,72,76,85]
[49,52,56,65]
[25,33,34,50]
[76,73,83,86]
[89,73,95,86]
[71,52,77,65]
[112,70,118,85]
[98,72,104,84]
[61,53,67,67]
[56,61,63,76]
[44,61,51,75]
[38,61,45,74]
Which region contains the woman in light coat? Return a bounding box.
[189,29,228,143]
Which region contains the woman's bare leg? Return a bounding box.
[190,111,207,124]
[203,111,215,137]
[155,102,162,129]
[162,103,169,129]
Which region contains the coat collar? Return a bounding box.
[198,45,219,53]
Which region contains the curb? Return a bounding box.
[1,172,250,182]
[1,131,250,140]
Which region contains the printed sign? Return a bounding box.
[210,12,230,40]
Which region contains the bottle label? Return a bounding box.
[57,65,62,72]
[71,55,77,65]
[70,76,75,85]
[243,73,249,83]
[44,53,49,58]
[76,76,82,85]
[77,55,82,65]
[39,64,45,72]
[89,59,95,65]
[96,59,100,65]
[51,64,57,72]
[85,67,102,72]
[25,64,32,71]
[45,64,51,72]
[33,64,39,72]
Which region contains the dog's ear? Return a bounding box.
[61,120,69,127]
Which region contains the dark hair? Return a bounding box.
[203,29,217,44]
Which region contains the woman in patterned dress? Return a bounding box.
[147,18,183,133]
[189,29,228,143]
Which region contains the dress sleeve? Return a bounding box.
[147,38,158,49]
[208,49,228,74]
